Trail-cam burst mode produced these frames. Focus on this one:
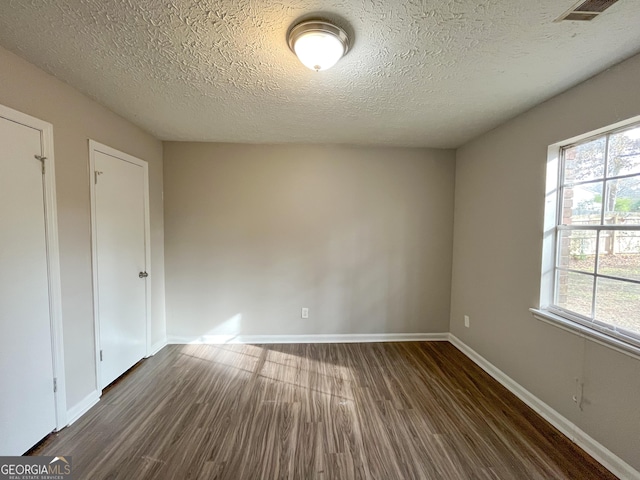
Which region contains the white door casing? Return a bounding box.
[0,104,66,455]
[89,141,151,391]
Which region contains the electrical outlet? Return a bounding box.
[464,315,470,328]
[301,307,309,319]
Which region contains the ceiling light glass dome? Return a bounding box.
[288,20,350,72]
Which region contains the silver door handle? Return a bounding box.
[139,271,149,278]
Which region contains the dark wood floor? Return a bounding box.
[33,342,614,479]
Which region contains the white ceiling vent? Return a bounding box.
[556,0,620,21]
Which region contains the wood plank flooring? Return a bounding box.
[32,342,615,479]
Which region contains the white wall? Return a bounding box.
[450,52,640,470]
[0,46,166,410]
[163,142,455,340]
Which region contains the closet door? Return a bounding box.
[0,115,56,455]
[91,143,149,389]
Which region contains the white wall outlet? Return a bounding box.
[464,315,470,328]
[301,307,309,319]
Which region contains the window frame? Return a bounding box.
[533,115,640,359]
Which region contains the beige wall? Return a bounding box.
[164,143,455,339]
[0,46,166,410]
[450,52,640,469]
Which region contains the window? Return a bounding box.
[536,119,640,353]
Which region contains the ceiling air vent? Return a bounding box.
[555,0,620,21]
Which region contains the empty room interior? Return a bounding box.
[2,1,640,479]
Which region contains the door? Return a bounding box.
[0,116,56,454]
[91,143,149,390]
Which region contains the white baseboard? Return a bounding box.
[448,334,639,480]
[168,332,449,345]
[148,338,167,357]
[65,390,100,427]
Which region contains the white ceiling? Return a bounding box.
[1,0,640,148]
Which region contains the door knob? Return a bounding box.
[139,271,149,278]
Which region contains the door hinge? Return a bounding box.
[94,171,103,184]
[53,378,57,393]
[35,155,46,174]
[100,349,103,362]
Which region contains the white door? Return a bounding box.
[0,116,56,454]
[92,145,149,389]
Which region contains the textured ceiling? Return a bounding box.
[1,1,640,148]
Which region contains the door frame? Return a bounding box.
[88,140,152,392]
[0,104,67,429]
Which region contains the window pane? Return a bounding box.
[597,230,640,281]
[555,270,593,318]
[563,137,606,184]
[561,182,602,226]
[607,125,640,178]
[558,230,596,273]
[595,277,640,336]
[603,176,640,225]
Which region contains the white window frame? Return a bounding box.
[531,114,640,360]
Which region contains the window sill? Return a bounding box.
[529,308,640,361]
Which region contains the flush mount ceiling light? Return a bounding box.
[287,20,350,72]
